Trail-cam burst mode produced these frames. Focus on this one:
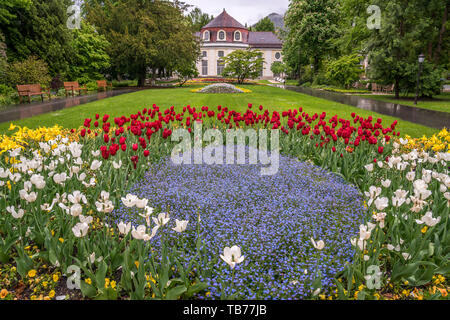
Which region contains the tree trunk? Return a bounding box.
[434,5,448,64]
[137,66,146,87]
[394,78,400,99]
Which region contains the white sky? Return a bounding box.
[183,0,289,26]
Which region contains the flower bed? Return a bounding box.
[0,103,448,300]
[191,83,252,94]
[111,147,366,299]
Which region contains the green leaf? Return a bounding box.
[80,281,97,298]
[165,285,187,300]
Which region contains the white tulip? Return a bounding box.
[72,222,89,237]
[70,204,83,217]
[121,194,138,208]
[381,179,391,188]
[135,198,149,209]
[152,212,170,227]
[172,219,189,233]
[374,197,389,211]
[310,237,325,250]
[415,212,441,227]
[90,160,102,171]
[113,160,122,169]
[364,164,374,172]
[220,245,245,269]
[7,206,25,219]
[117,221,132,235]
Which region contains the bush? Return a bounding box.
[325,54,364,89]
[400,63,444,97]
[7,56,51,87]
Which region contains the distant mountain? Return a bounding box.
[267,13,285,31]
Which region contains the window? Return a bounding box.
[234,31,241,41]
[217,60,224,75]
[202,51,207,57]
[202,60,208,76]
[275,52,281,60]
[218,51,224,58]
[218,30,226,41]
[203,31,210,41]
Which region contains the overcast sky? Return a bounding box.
[183,0,289,26]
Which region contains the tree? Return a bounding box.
[271,61,288,78]
[326,54,364,88]
[253,17,275,32]
[0,0,31,25]
[0,32,7,84]
[1,0,75,76]
[187,7,213,32]
[222,49,265,84]
[175,61,198,87]
[365,0,446,98]
[284,0,340,76]
[86,0,200,86]
[7,55,51,86]
[69,21,111,82]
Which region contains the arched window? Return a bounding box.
[217,30,226,41]
[203,30,210,41]
[234,31,241,41]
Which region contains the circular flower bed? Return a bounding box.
[112,146,366,299]
[191,83,251,94]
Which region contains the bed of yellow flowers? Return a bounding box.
[402,128,450,153]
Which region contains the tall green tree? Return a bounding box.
[0,0,31,25]
[1,0,75,76]
[86,0,200,86]
[284,0,340,77]
[187,7,213,32]
[253,17,275,32]
[364,0,447,98]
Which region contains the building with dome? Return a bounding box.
[195,9,283,79]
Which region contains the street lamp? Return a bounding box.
[414,53,425,105]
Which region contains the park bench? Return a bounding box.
[64,81,87,97]
[97,80,113,91]
[16,84,51,103]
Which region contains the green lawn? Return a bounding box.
[0,85,438,137]
[356,92,450,113]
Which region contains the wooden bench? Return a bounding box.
[16,84,51,103]
[97,80,112,91]
[64,81,87,97]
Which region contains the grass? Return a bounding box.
[356,92,450,113]
[0,85,438,137]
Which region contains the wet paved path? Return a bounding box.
[0,88,146,124]
[284,85,450,129]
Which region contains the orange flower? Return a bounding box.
[0,289,8,299]
[437,287,448,297]
[345,146,354,153]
